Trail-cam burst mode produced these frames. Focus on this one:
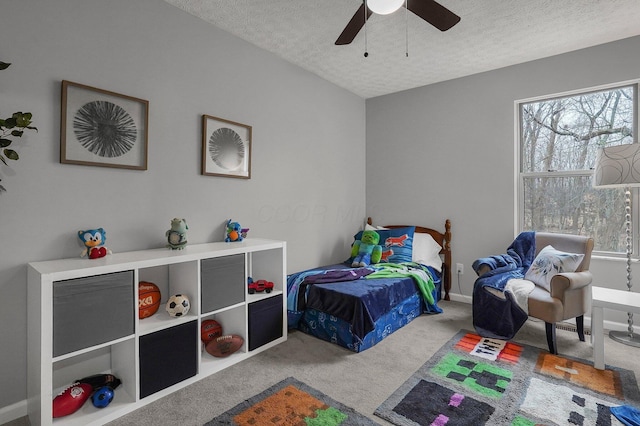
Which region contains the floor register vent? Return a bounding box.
[556,322,591,336]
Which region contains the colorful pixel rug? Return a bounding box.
[374,330,640,426]
[204,377,378,425]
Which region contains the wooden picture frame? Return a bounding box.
[60,80,149,170]
[202,114,251,179]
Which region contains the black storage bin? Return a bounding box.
[139,321,198,398]
[53,271,134,357]
[201,254,245,313]
[248,296,283,351]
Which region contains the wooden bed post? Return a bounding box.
[443,219,452,300]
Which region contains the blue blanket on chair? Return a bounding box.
[472,231,536,340]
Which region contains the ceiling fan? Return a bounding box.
[335,0,461,45]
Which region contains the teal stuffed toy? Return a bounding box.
[166,218,188,250]
[351,230,382,267]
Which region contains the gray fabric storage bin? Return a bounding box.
[201,254,245,313]
[53,271,134,357]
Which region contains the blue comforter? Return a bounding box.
[472,232,536,340]
[287,262,441,339]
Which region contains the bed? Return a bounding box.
[287,217,452,352]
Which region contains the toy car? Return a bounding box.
[248,279,274,294]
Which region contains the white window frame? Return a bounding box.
[514,80,640,257]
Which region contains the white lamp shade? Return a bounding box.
[593,144,640,188]
[368,0,404,15]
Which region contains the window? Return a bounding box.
[517,82,637,254]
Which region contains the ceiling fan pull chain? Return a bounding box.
[405,0,409,57]
[364,0,369,57]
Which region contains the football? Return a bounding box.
[52,382,93,418]
[201,319,223,344]
[166,294,190,317]
[205,334,244,357]
[138,281,161,319]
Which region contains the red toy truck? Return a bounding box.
[248,279,274,294]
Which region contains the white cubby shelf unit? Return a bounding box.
[27,238,287,426]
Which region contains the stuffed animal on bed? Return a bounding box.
[351,230,382,267]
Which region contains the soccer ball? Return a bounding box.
[166,294,190,317]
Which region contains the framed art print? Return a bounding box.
[202,114,252,179]
[60,80,149,170]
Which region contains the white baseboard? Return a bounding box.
[0,399,27,424]
[586,317,636,333]
[447,293,472,304]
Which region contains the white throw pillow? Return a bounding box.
[524,245,584,291]
[412,233,443,272]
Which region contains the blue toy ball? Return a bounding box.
[92,386,114,408]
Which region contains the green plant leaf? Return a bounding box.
[0,62,10,70]
[11,130,23,137]
[0,139,11,148]
[14,112,32,127]
[3,149,18,161]
[3,117,16,128]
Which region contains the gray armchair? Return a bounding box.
[475,232,594,354]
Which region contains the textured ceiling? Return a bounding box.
[164,0,640,99]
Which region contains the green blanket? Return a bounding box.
[367,262,436,306]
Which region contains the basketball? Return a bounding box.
[201,319,223,343]
[138,281,161,319]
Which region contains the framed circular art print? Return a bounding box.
[201,114,252,179]
[60,80,149,170]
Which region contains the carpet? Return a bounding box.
[375,330,640,426]
[205,377,379,425]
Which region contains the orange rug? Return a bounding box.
[205,377,377,426]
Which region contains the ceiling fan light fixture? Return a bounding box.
[367,0,404,15]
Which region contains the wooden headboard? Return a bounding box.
[367,217,452,301]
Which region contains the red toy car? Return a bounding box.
[248,279,274,294]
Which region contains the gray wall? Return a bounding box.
[0,0,365,411]
[367,36,640,308]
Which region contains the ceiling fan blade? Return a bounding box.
[406,0,460,31]
[335,3,374,45]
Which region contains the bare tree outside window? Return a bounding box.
[519,84,637,254]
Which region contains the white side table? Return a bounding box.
[591,286,640,369]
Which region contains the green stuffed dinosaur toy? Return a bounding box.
[351,230,382,267]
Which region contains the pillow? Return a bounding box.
[412,233,443,272]
[351,226,415,264]
[365,223,388,231]
[524,245,584,291]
